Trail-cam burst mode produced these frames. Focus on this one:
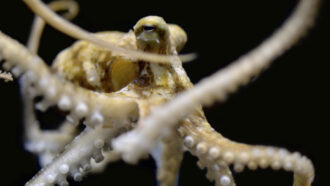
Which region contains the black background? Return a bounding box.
[0,0,328,186]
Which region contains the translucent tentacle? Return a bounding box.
[22,0,79,166]
[27,0,79,53]
[112,0,321,163]
[23,0,196,64]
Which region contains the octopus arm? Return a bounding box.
[179,119,314,186]
[27,0,79,54]
[178,115,236,186]
[25,125,127,186]
[150,133,184,186]
[21,77,77,167]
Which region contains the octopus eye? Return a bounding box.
[143,25,155,32]
[110,59,140,91]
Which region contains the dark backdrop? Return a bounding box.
[0,0,328,186]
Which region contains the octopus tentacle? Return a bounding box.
[25,125,126,186]
[0,31,139,129]
[22,87,77,167]
[23,0,196,64]
[0,1,319,185]
[177,115,236,186]
[196,158,235,186]
[22,77,77,167]
[151,134,184,186]
[27,0,79,53]
[179,121,314,186]
[22,0,79,166]
[112,0,321,163]
[25,121,77,167]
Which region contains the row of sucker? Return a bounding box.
[178,120,314,186]
[25,125,124,186]
[181,135,236,186]
[177,116,236,186]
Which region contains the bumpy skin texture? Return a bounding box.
[0,0,320,186]
[52,31,139,92]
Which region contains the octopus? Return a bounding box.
[0,0,322,186]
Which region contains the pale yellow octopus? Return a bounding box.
[0,0,321,186]
[50,16,192,185]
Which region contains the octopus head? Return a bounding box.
[134,16,170,54]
